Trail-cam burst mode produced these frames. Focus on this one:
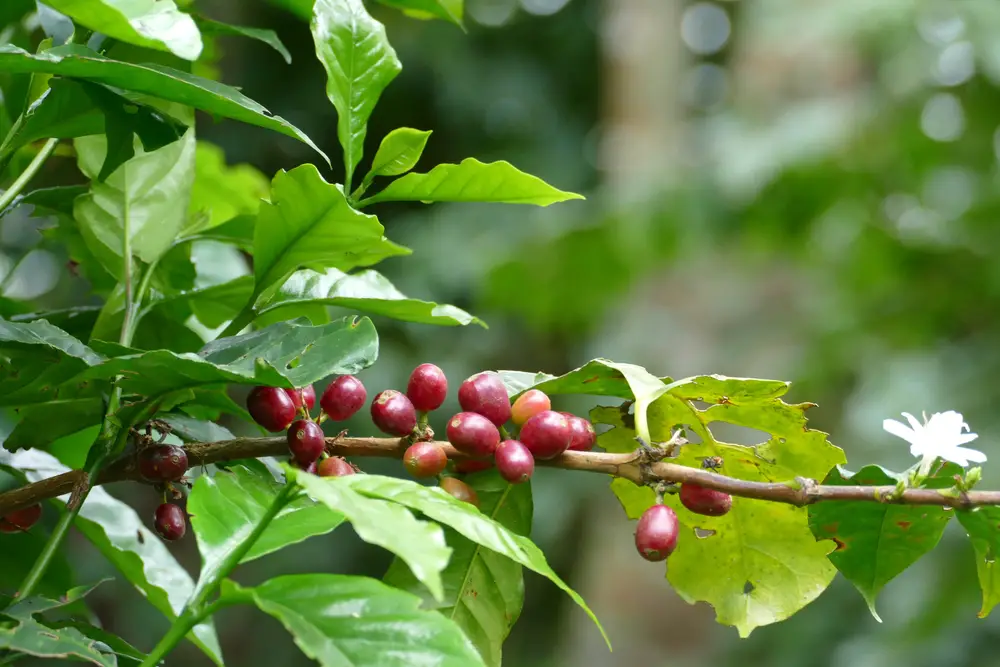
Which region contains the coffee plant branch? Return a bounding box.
[1,436,998,515]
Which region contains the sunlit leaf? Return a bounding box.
[363,127,432,184]
[376,0,464,27]
[958,505,1000,618]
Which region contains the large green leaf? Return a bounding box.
[74,128,196,278]
[958,506,1000,617]
[0,449,223,664]
[159,414,234,443]
[185,141,269,234]
[256,268,484,327]
[219,575,485,667]
[188,465,344,595]
[383,470,529,667]
[334,473,609,646]
[361,127,432,185]
[0,44,326,161]
[808,464,956,620]
[359,158,584,207]
[4,397,104,452]
[376,0,464,26]
[193,15,291,64]
[594,374,846,637]
[43,0,202,60]
[252,165,410,301]
[311,0,402,188]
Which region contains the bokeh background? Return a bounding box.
[4,0,1000,665]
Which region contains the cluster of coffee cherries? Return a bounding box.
[633,478,733,562]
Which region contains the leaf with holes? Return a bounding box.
[957,505,1000,617]
[807,464,956,620]
[384,470,529,667]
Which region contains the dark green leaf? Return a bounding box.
[359,158,585,207]
[376,0,464,27]
[0,78,100,157]
[44,620,146,664]
[219,575,485,667]
[364,127,432,182]
[185,141,269,235]
[43,0,202,60]
[159,414,234,442]
[0,44,327,162]
[4,397,104,451]
[384,470,528,667]
[257,268,484,327]
[252,165,410,301]
[194,16,291,64]
[957,505,1000,617]
[312,0,402,188]
[1,184,88,219]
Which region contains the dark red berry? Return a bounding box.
[440,476,479,507]
[403,442,448,478]
[321,376,367,421]
[512,389,551,426]
[318,456,355,477]
[519,410,572,460]
[635,504,679,561]
[494,440,534,484]
[562,413,597,451]
[138,444,189,482]
[406,363,448,412]
[0,504,42,533]
[247,386,297,432]
[154,503,186,541]
[287,419,326,466]
[447,412,501,458]
[370,390,418,437]
[285,385,316,413]
[679,483,732,517]
[457,372,511,427]
[455,459,494,474]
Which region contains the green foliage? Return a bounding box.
[192,16,291,65]
[957,506,1000,618]
[376,0,464,27]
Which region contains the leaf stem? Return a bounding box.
[217,303,255,340]
[0,138,58,213]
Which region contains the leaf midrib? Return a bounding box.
[449,483,513,624]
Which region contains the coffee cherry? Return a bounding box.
[138,444,189,482]
[285,385,316,412]
[494,440,534,484]
[247,386,297,432]
[154,503,186,541]
[679,483,732,517]
[440,476,479,507]
[457,372,511,427]
[321,376,367,421]
[519,410,572,460]
[447,412,501,458]
[562,414,597,451]
[0,504,42,533]
[293,459,318,474]
[371,390,418,437]
[512,389,551,426]
[454,459,494,474]
[407,363,448,412]
[635,504,679,561]
[287,419,325,466]
[318,456,355,477]
[403,442,448,478]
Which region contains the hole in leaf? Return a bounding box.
[705,422,771,446]
[679,427,703,445]
[694,528,716,538]
[743,581,755,595]
[691,399,711,411]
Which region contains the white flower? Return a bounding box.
[883,410,986,474]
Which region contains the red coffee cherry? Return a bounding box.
[285,385,316,412]
[519,410,572,460]
[440,476,479,508]
[287,419,326,466]
[635,504,679,561]
[446,412,501,458]
[494,440,535,484]
[320,375,368,421]
[457,372,511,428]
[247,386,297,432]
[154,503,187,541]
[370,390,418,437]
[454,459,494,474]
[403,442,448,478]
[562,413,597,451]
[511,389,551,426]
[138,444,189,482]
[0,504,42,533]
[406,363,448,412]
[679,483,733,517]
[318,456,355,477]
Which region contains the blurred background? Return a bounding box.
[4,0,1000,665]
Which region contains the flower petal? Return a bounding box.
[950,446,987,464]
[902,412,924,432]
[883,418,917,444]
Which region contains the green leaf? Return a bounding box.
[332,473,609,647]
[159,414,234,443]
[74,129,196,278]
[363,127,432,183]
[42,0,202,60]
[43,620,146,664]
[311,0,402,188]
[219,575,485,667]
[256,268,485,327]
[0,44,327,163]
[359,158,585,207]
[5,397,104,451]
[808,464,956,620]
[376,0,464,27]
[291,469,451,602]
[0,449,223,665]
[194,15,292,64]
[185,141,269,234]
[593,374,847,637]
[252,165,410,302]
[384,470,529,667]
[957,506,1000,617]
[188,465,344,596]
